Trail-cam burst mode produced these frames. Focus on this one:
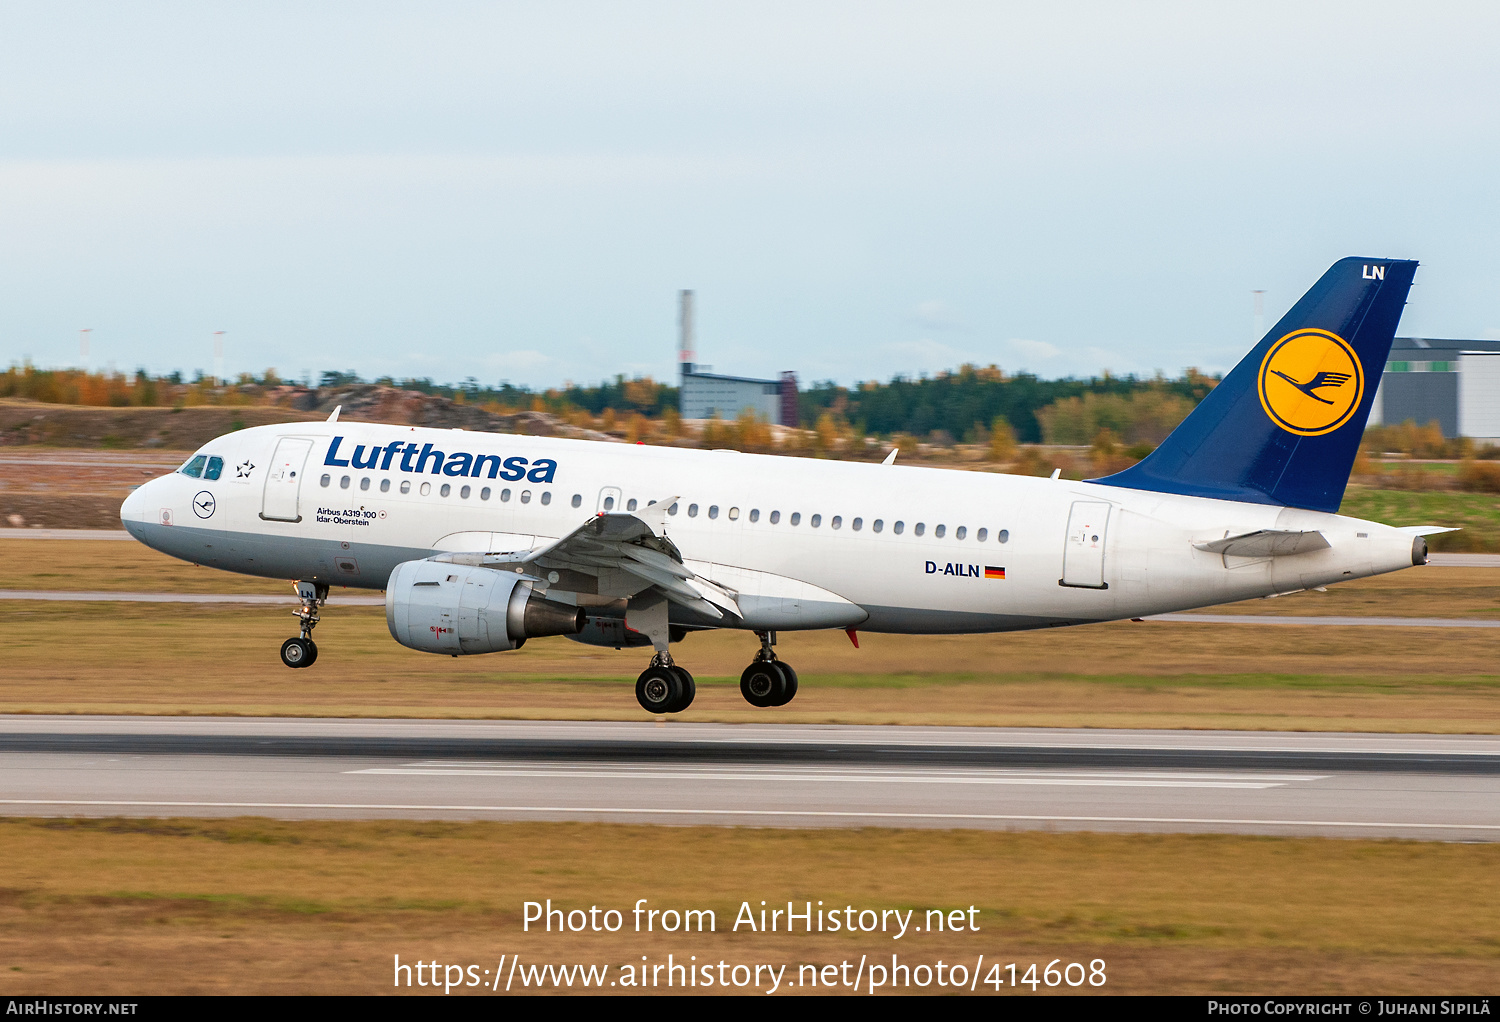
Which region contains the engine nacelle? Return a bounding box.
[386,560,585,655]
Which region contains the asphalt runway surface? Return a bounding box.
[1,716,1496,840]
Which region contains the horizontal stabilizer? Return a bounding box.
[1393,525,1460,537]
[1194,529,1330,557]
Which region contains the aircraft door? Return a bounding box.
[261,437,314,522]
[597,487,622,513]
[1061,500,1111,589]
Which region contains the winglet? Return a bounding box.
[326,405,341,423]
[882,448,897,466]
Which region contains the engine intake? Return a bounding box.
[386,560,584,655]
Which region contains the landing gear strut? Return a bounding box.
[280,580,328,669]
[635,650,695,714]
[740,630,797,707]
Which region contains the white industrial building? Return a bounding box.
[1369,337,1500,442]
[675,290,798,426]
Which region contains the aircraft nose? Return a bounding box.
[120,482,148,526]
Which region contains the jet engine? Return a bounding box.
[386,560,584,654]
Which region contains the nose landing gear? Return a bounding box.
[280,580,328,669]
[740,630,797,707]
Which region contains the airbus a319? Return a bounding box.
[121,258,1443,713]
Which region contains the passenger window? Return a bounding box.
[894,521,905,535]
[420,482,431,496]
[955,526,966,540]
[914,523,925,536]
[360,477,371,491]
[481,487,491,500]
[688,504,699,517]
[340,475,351,489]
[873,519,883,533]
[977,528,988,542]
[572,494,582,508]
[320,474,331,487]
[749,509,760,522]
[380,479,391,493]
[182,455,206,478]
[934,524,945,538]
[998,529,1010,543]
[852,517,862,531]
[790,512,801,526]
[400,480,411,494]
[440,483,451,497]
[770,511,781,524]
[501,488,512,501]
[603,496,615,510]
[460,485,470,499]
[204,456,223,480]
[728,507,740,520]
[708,505,719,519]
[521,490,532,504]
[810,514,821,528]
[626,498,637,511]
[668,502,679,515]
[541,491,552,505]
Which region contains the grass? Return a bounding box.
[1,539,1499,730]
[3,595,1500,730]
[0,817,1494,994]
[1340,487,1500,551]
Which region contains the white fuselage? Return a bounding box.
[121,421,1421,634]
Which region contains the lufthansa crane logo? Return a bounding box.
[1256,328,1364,437]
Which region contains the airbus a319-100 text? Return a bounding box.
[122,258,1445,713]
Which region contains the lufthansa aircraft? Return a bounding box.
[122,258,1442,713]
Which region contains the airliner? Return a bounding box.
[121,257,1443,714]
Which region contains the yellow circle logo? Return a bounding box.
[1256,328,1364,436]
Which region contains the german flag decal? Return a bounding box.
[984,566,1005,579]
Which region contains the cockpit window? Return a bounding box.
[204,456,224,481]
[181,455,207,478]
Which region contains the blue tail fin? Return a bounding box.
[1091,257,1417,513]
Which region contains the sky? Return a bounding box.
[1,1,1497,389]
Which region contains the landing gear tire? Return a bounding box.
[669,666,696,712]
[740,661,784,708]
[771,661,797,706]
[280,637,316,669]
[636,666,684,714]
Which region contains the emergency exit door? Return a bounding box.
[1061,500,1111,589]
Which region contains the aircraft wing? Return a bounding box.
[1193,529,1331,558]
[431,498,741,621]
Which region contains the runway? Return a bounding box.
[1,716,1496,840]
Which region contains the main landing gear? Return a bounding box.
[631,630,800,715]
[280,580,328,669]
[739,630,798,708]
[635,651,696,714]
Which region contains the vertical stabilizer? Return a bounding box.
[1092,257,1417,513]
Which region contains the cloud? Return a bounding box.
[482,349,553,371]
[909,300,963,331]
[880,337,966,364]
[1006,338,1061,363]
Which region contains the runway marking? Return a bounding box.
[0,799,1494,833]
[348,764,1326,789]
